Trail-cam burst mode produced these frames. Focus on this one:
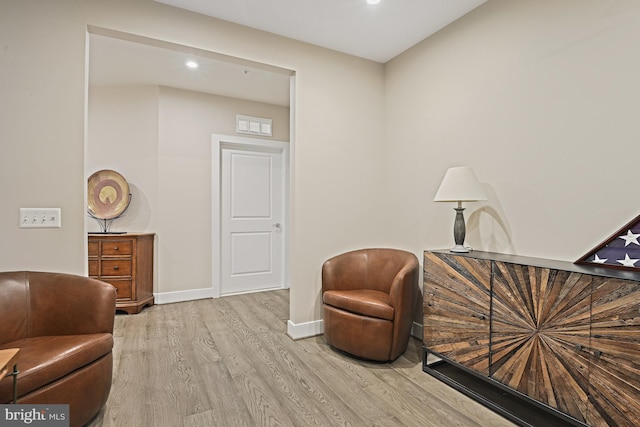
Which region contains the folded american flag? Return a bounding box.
[576,214,640,271]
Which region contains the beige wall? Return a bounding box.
[87,85,159,234]
[4,0,636,333]
[156,86,290,293]
[0,1,88,273]
[386,0,640,264]
[0,0,385,330]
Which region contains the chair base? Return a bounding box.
[18,353,112,427]
[328,345,391,364]
[323,304,394,362]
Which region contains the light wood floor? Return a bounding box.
[88,289,515,427]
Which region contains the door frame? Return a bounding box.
[212,134,290,298]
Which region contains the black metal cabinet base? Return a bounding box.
[423,348,584,427]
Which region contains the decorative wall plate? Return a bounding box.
[87,169,130,220]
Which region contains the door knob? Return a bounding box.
[273,223,281,229]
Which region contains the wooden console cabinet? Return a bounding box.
[424,250,640,427]
[89,233,155,314]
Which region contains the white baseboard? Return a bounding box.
[286,320,422,340]
[154,287,215,305]
[154,292,423,344]
[411,321,423,340]
[287,319,324,340]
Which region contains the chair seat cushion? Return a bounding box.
[323,289,394,320]
[0,334,113,401]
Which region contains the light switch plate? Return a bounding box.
[19,208,62,228]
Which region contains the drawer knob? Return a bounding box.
[114,246,119,251]
[113,266,119,271]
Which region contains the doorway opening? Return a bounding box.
[85,26,295,305]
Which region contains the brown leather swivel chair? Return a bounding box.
[322,248,419,362]
[0,271,116,427]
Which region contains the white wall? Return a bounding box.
[386,0,640,264]
[0,0,385,331]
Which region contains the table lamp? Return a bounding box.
[433,166,487,253]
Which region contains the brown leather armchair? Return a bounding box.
[0,271,116,427]
[322,248,419,362]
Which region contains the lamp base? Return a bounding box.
[450,244,470,253]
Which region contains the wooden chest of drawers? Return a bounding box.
[88,233,155,314]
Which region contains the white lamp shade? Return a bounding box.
[433,166,487,202]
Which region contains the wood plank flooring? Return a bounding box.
[88,290,515,427]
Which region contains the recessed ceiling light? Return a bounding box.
[186,60,198,69]
[367,0,381,4]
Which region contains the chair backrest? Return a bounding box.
[0,271,29,345]
[322,248,417,293]
[0,271,117,345]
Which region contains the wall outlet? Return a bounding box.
[19,208,62,228]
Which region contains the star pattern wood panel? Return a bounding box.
[491,261,593,423]
[424,251,640,426]
[587,277,640,427]
[423,252,491,374]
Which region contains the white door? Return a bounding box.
[220,146,285,295]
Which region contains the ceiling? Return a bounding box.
[89,1,487,107]
[155,0,487,63]
[89,32,293,106]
